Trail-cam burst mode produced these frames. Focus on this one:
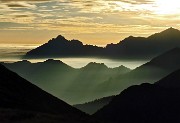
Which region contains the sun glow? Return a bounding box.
[154,0,180,15]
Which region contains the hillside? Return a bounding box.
[0,63,94,123]
[94,69,180,123]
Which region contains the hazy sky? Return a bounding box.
[0,0,180,45]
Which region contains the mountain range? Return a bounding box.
[3,47,180,106]
[1,58,180,122]
[2,60,130,104]
[94,69,180,123]
[1,27,180,122]
[74,47,180,114]
[24,27,180,60]
[96,47,180,97]
[1,53,180,122]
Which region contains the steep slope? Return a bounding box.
[3,60,130,104]
[0,63,92,123]
[94,69,180,123]
[126,47,180,81]
[24,28,180,60]
[156,70,180,88]
[97,48,180,97]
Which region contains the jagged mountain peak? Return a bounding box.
[44,59,64,63]
[47,35,68,44]
[56,35,66,40]
[84,62,108,69]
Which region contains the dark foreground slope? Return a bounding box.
[94,70,180,123]
[0,64,96,123]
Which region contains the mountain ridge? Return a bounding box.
[24,27,180,60]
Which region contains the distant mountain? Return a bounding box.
[94,69,180,123]
[2,60,130,104]
[96,48,180,97]
[74,96,114,115]
[105,27,180,59]
[24,28,180,60]
[24,35,104,58]
[0,63,93,123]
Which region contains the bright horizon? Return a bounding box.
[0,0,180,45]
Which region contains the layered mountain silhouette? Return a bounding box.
[94,69,180,123]
[0,63,96,123]
[96,47,180,97]
[74,96,114,115]
[24,28,180,59]
[2,60,130,104]
[3,47,180,104]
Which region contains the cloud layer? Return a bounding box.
[0,0,179,44]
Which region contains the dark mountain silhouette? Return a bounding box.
[0,63,96,123]
[74,96,114,115]
[94,69,180,123]
[24,35,104,58]
[105,27,180,59]
[24,28,180,59]
[97,48,180,97]
[2,60,130,104]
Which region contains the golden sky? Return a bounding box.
[0,0,180,45]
